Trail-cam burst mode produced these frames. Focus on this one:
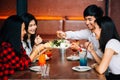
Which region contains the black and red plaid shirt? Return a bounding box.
[0,42,32,80]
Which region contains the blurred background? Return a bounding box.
[0,0,119,40]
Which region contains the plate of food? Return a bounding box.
[29,66,41,72]
[45,39,71,49]
[72,66,91,72]
[67,55,79,61]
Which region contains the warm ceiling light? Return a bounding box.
[35,16,64,20]
[68,17,84,20]
[0,16,9,19]
[0,16,84,20]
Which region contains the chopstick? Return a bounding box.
[85,42,91,57]
[86,42,91,50]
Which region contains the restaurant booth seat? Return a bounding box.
[63,20,88,43]
[36,20,87,42]
[37,20,63,42]
[63,20,86,31]
[0,19,88,43]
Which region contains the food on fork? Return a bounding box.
[44,50,52,57]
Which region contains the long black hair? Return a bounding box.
[0,15,24,56]
[95,16,120,52]
[21,13,37,48]
[84,4,103,19]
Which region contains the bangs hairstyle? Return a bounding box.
[95,16,120,52]
[0,15,24,56]
[84,4,103,19]
[21,13,37,31]
[21,13,37,48]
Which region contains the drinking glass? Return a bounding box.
[79,49,87,66]
[38,54,50,78]
[38,54,46,76]
[45,64,50,77]
[60,48,66,60]
[59,43,66,63]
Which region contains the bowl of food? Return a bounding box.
[45,39,70,49]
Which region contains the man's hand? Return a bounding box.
[56,31,66,39]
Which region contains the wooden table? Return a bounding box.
[9,48,106,80]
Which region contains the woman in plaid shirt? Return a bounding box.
[0,15,44,80]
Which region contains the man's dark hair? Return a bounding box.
[84,4,103,19]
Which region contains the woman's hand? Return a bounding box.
[84,42,95,53]
[85,42,101,64]
[56,31,66,39]
[70,42,80,51]
[34,35,42,45]
[91,63,98,69]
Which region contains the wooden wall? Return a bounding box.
[0,0,16,29]
[27,0,106,40]
[0,0,16,16]
[110,0,120,33]
[0,0,120,36]
[28,0,105,18]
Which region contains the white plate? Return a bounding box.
[72,66,91,72]
[46,39,71,49]
[29,66,41,72]
[52,43,71,49]
[67,55,79,61]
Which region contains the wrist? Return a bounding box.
[35,43,40,46]
[92,63,98,68]
[89,49,95,54]
[30,51,37,61]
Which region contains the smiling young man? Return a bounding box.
[56,4,104,59]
